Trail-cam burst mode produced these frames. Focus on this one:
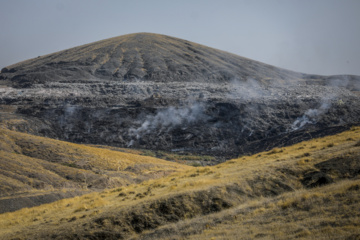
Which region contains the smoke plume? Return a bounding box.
[128,103,208,146]
[227,78,268,100]
[290,101,331,131]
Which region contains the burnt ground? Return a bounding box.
[1,33,359,163]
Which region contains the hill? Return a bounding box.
[2,32,302,84]
[1,33,359,160]
[0,126,190,213]
[0,126,359,239]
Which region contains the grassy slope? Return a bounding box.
[139,179,360,240]
[0,128,190,212]
[88,144,217,166]
[0,127,359,239]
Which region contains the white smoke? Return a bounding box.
[289,75,355,132]
[127,103,208,146]
[290,101,331,131]
[227,78,268,100]
[328,76,350,88]
[65,105,77,116]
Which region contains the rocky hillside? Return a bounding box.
[0,33,359,161]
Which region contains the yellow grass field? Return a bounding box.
[0,126,359,239]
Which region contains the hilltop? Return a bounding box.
[2,32,301,84]
[1,33,359,160]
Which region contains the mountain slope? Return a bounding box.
[1,127,359,239]
[0,32,359,160]
[2,33,302,85]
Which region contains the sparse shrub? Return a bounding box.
[135,193,145,199]
[68,216,77,222]
[197,167,211,173]
[279,193,318,211]
[118,192,127,197]
[348,184,360,191]
[141,150,156,157]
[297,158,310,165]
[327,143,334,148]
[111,188,123,193]
[279,199,293,210]
[295,229,311,238]
[267,148,283,155]
[74,206,87,213]
[355,140,360,147]
[213,173,221,179]
[296,152,311,159]
[61,162,79,168]
[191,162,202,167]
[151,183,166,188]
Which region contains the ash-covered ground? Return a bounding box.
[1,33,359,163]
[1,77,359,164]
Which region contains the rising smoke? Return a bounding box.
[290,101,331,131]
[227,78,269,100]
[127,103,208,146]
[125,75,355,147]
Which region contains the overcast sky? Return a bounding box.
[1,0,359,75]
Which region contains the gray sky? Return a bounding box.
[1,0,359,75]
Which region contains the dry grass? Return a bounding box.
[0,126,359,239]
[0,128,189,172]
[160,179,360,240]
[0,128,191,212]
[89,144,216,165]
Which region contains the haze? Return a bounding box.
[1,0,359,75]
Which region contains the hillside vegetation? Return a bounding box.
[1,126,359,239]
[0,126,190,213]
